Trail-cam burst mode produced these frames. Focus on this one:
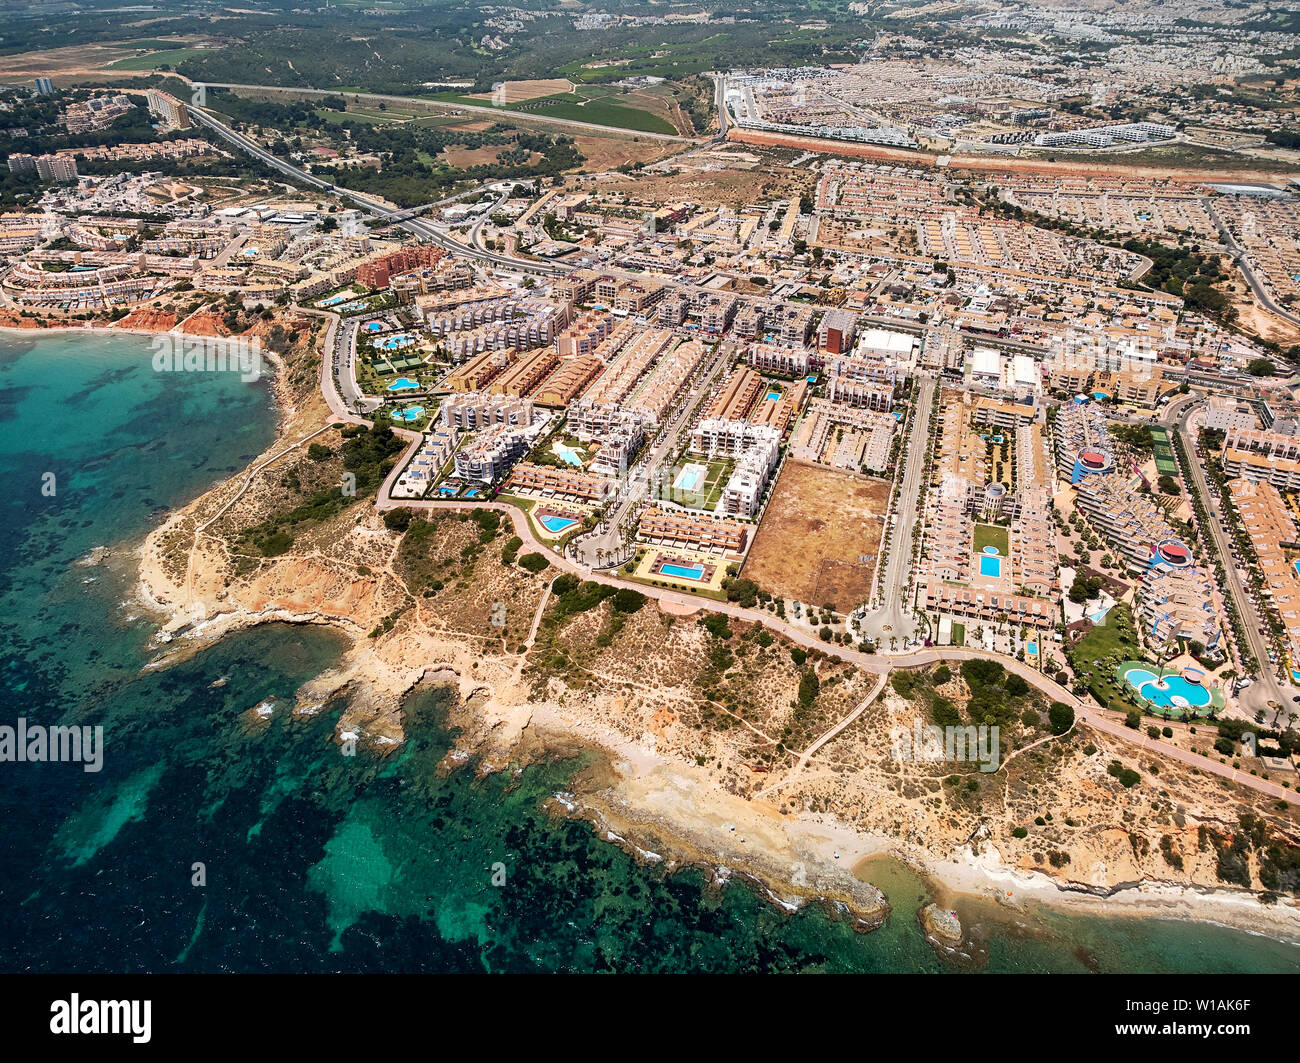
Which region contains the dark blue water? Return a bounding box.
[2,331,1298,972]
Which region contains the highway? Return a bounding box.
[190,81,700,144]
[189,104,567,277]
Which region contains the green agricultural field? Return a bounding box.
[516,95,675,134]
[108,48,212,71]
[426,90,675,135]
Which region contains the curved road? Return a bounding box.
[1205,199,1300,331]
[191,81,701,145]
[367,488,1285,801]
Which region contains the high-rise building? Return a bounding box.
[145,89,191,130]
[34,154,77,182]
[33,77,54,97]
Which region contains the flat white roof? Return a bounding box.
[858,327,914,354]
[971,346,1002,376]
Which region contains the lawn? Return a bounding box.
[973,523,1011,556]
[1067,602,1145,712]
[951,622,966,646]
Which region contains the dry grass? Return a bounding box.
[744,460,889,610]
[467,78,574,104]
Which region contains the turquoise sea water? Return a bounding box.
[2,330,1300,973]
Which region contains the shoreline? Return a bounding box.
[66,307,1294,952]
[128,528,1300,946]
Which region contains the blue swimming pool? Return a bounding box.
[1123,667,1212,709]
[540,515,577,534]
[661,563,706,581]
[387,377,419,391]
[765,391,781,401]
[438,486,457,496]
[553,442,583,467]
[393,406,425,422]
[979,555,1002,577]
[365,321,384,331]
[1087,601,1113,624]
[1026,641,1038,655]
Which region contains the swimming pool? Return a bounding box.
[673,464,705,492]
[1123,667,1212,709]
[661,562,706,581]
[1087,601,1113,624]
[377,335,416,350]
[393,406,425,422]
[1026,640,1038,655]
[540,515,578,534]
[979,555,1002,578]
[765,391,781,401]
[364,321,384,332]
[387,378,419,391]
[552,442,584,467]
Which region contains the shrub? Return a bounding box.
[501,535,522,564]
[258,530,293,556]
[1012,826,1028,839]
[518,552,550,573]
[612,588,646,614]
[1048,701,1075,735]
[701,613,731,639]
[383,507,413,532]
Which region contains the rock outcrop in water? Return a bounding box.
[918,902,963,951]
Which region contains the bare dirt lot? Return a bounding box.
[468,79,574,104]
[441,144,510,167]
[743,460,890,611]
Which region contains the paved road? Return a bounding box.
[189,104,566,277]
[1205,199,1300,330]
[576,336,735,567]
[861,371,935,642]
[371,494,1289,801]
[1169,397,1297,717]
